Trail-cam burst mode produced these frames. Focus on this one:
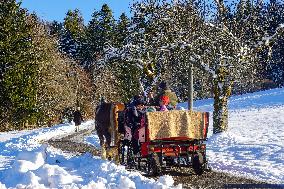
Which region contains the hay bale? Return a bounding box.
[146,110,206,140]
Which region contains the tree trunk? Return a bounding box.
[213,67,232,134]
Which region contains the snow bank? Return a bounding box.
[0,149,182,188]
[0,122,182,189]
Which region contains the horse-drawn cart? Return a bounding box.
[95,102,209,176]
[119,109,209,176]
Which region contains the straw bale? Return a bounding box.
[146,110,205,140]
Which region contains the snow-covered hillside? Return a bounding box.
[191,87,284,183]
[0,87,284,188]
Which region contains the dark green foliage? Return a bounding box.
[0,0,38,129]
[59,9,85,62]
[0,1,94,130]
[48,21,63,37]
[115,13,130,47]
[85,4,116,67]
[113,13,142,102]
[261,1,284,86]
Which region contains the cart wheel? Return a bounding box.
[147,153,161,176]
[192,152,205,175]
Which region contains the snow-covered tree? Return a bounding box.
[201,0,284,133]
[101,0,284,133]
[113,13,142,102]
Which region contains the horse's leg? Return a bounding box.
[96,123,107,160]
[103,130,111,160]
[100,136,106,160]
[114,133,121,164]
[105,130,111,149]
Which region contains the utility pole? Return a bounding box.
[188,64,193,111]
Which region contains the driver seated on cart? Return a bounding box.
[125,96,146,155]
[154,81,178,110]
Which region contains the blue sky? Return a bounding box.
[18,0,133,23]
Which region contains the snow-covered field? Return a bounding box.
[191,87,284,183]
[0,87,284,188]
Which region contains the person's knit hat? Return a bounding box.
[160,95,170,105]
[133,97,145,106]
[159,81,170,90]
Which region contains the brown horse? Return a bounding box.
[95,103,113,150]
[95,102,125,161]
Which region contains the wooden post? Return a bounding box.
[188,64,193,111]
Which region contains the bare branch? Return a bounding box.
[214,0,227,24]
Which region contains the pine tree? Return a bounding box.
[47,21,63,37]
[114,13,129,47]
[85,4,116,67]
[113,13,142,102]
[59,9,85,62]
[0,0,38,129]
[85,4,128,103]
[262,0,284,87]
